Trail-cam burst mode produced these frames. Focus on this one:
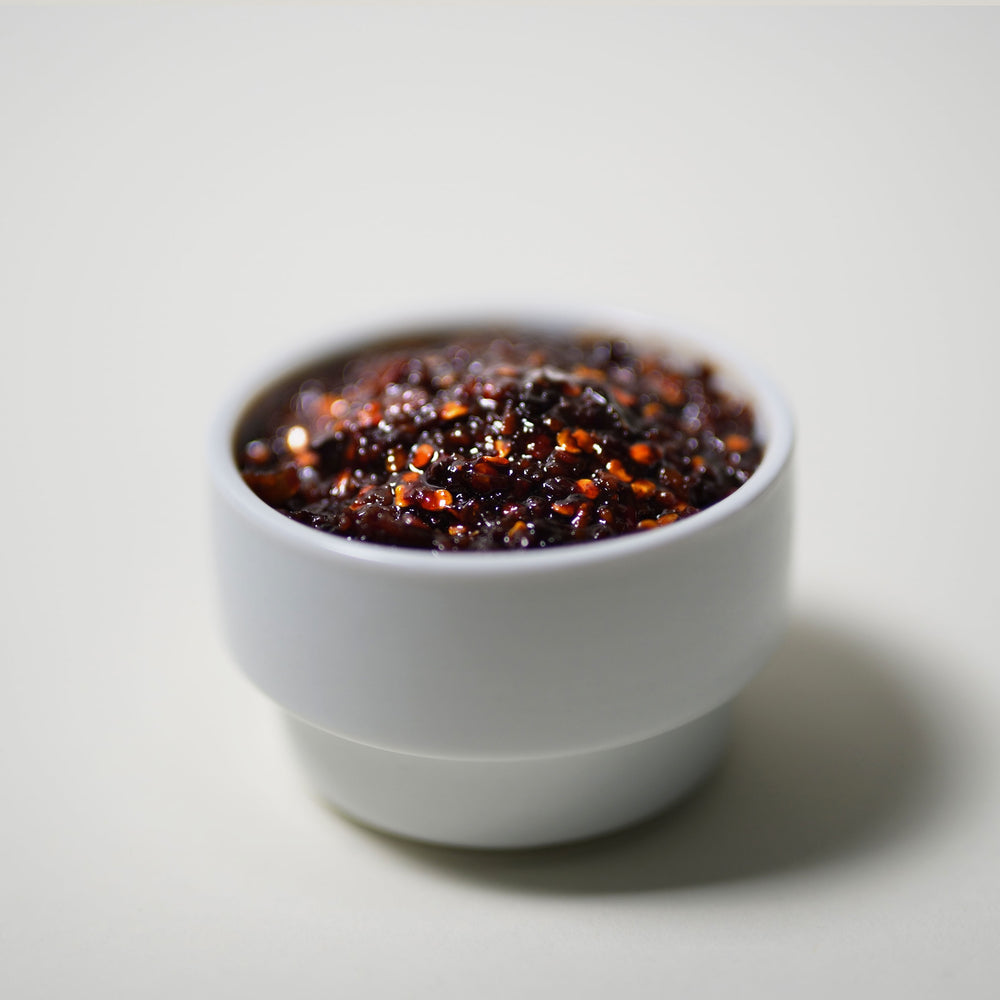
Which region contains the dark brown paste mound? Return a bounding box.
[238,331,762,550]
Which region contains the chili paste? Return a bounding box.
[238,331,762,550]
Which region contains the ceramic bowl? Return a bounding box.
[209,305,794,848]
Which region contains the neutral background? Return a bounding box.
[2,3,999,997]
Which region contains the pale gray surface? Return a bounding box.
[2,4,998,997]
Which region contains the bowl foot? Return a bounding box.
[283,704,732,850]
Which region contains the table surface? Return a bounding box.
[3,4,999,997]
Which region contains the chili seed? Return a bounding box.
[419,488,453,511]
[606,459,633,483]
[410,443,436,469]
[441,401,469,421]
[629,442,657,465]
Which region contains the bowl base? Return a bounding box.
[283,703,732,849]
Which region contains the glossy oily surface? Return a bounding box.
[238,332,762,551]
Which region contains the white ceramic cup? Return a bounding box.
[210,305,794,848]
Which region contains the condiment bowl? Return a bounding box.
[209,305,794,848]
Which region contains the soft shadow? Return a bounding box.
[358,616,946,893]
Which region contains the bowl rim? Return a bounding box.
[209,302,794,576]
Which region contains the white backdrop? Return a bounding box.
[2,4,998,997]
